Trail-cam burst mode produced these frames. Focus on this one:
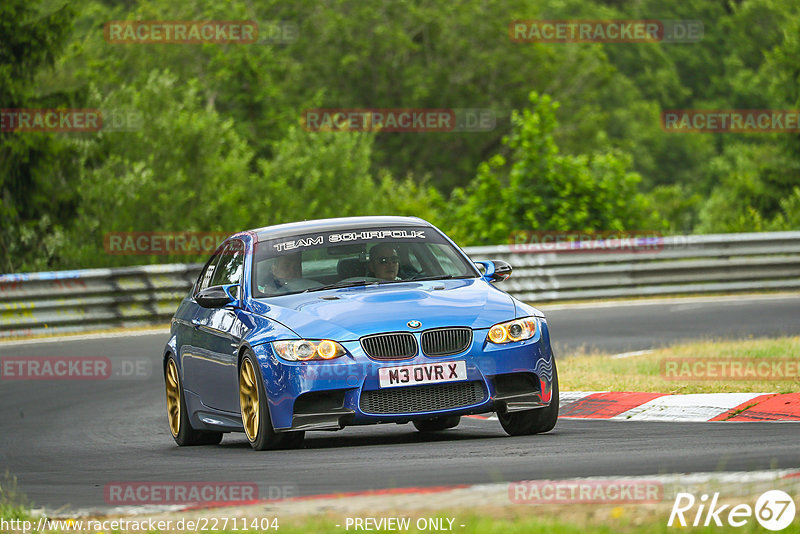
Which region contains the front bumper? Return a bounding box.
[252,320,556,431]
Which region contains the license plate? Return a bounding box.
[378,361,467,388]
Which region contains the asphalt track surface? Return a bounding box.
[543,294,800,354]
[1,294,799,511]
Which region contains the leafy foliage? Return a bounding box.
[446,93,662,245]
[0,0,77,273]
[0,471,31,520]
[3,0,800,272]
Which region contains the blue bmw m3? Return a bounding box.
[163,216,558,450]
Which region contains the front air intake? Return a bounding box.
[421,327,472,356]
[359,381,486,414]
[360,332,418,360]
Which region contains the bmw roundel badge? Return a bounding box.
[407,320,421,329]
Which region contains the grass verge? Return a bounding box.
[3,503,794,534]
[559,336,800,394]
[274,511,789,534]
[0,471,30,521]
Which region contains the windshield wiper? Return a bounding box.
[407,274,472,282]
[303,279,379,293]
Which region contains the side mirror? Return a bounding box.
[474,260,512,283]
[196,284,239,308]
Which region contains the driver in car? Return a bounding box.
[368,243,401,281]
[270,252,302,287]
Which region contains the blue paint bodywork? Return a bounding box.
[164,216,555,433]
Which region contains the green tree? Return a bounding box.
[63,71,255,267]
[447,92,662,245]
[253,126,443,227]
[0,0,77,272]
[696,142,799,233]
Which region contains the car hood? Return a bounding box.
[248,279,516,341]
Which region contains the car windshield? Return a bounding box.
[252,226,479,297]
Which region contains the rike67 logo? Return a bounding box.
[669,490,796,531]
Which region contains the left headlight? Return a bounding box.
[487,318,538,344]
[272,339,346,361]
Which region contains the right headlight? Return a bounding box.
[487,318,538,344]
[272,339,346,361]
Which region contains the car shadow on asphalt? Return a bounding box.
[214,424,509,450]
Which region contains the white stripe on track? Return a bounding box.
[0,327,169,347]
[612,392,765,421]
[609,349,653,359]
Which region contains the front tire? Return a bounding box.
[164,356,223,446]
[413,416,461,432]
[498,361,559,436]
[239,351,304,450]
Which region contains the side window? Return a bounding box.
[210,240,245,288]
[195,254,221,295]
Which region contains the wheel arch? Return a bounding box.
[237,343,253,371]
[163,349,175,376]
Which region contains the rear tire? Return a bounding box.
[498,361,559,436]
[239,351,305,450]
[413,415,461,432]
[164,356,223,446]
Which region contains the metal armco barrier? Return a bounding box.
[0,264,202,338]
[467,231,800,302]
[1,232,799,339]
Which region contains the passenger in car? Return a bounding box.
[368,243,401,280]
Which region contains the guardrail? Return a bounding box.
[1,232,799,338]
[0,264,203,339]
[467,231,800,302]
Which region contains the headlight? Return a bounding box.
[487,318,538,344]
[272,339,345,361]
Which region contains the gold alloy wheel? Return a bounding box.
[165,359,181,437]
[239,358,260,442]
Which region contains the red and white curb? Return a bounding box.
[470,392,800,422]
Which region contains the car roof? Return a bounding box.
[245,216,433,242]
